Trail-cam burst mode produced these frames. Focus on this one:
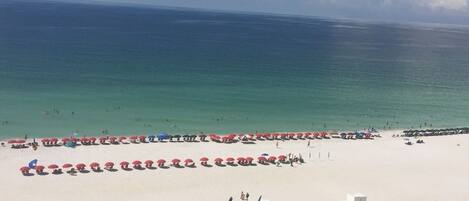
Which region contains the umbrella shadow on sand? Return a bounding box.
[79,170,90,174]
[159,165,170,169]
[241,141,256,145]
[38,172,49,176]
[92,169,103,173]
[202,164,213,168]
[106,168,118,172]
[146,166,157,170]
[22,173,34,177]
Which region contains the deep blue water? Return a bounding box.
[1,1,469,138]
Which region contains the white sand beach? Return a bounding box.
[1,130,469,201]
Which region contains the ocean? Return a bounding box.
[1,1,469,138]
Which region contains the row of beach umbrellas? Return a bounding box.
[37,132,335,147]
[19,155,289,176]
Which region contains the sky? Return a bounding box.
[33,0,469,24]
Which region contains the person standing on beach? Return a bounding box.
[246,193,250,200]
[229,196,233,201]
[307,140,310,147]
[276,141,279,148]
[241,191,245,200]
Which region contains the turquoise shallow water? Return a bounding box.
[1,1,469,138]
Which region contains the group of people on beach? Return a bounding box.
[229,191,257,201]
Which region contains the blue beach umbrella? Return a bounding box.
[157,132,169,140]
[28,159,38,169]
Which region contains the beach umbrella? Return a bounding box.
[158,132,169,140]
[138,135,146,142]
[245,157,254,165]
[90,162,100,168]
[120,161,129,167]
[8,139,17,144]
[132,160,142,166]
[129,136,138,142]
[35,165,45,174]
[118,136,127,142]
[237,157,245,165]
[157,159,166,167]
[98,136,107,143]
[76,163,86,170]
[278,155,287,162]
[15,139,26,144]
[144,160,153,168]
[28,159,38,169]
[61,137,70,144]
[200,157,209,162]
[184,159,194,167]
[296,133,304,138]
[62,163,73,169]
[105,162,114,168]
[172,159,181,166]
[258,156,267,163]
[48,164,59,169]
[226,157,235,162]
[268,156,276,162]
[89,137,97,144]
[214,158,223,165]
[20,166,30,174]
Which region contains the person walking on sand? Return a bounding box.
[229,196,233,201]
[276,141,279,148]
[241,191,245,200]
[246,192,250,200]
[307,140,310,147]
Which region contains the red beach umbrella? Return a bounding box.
[268,156,277,162]
[119,161,129,168]
[76,163,86,169]
[20,166,30,174]
[48,164,59,169]
[16,139,26,144]
[8,139,17,144]
[109,136,117,143]
[278,155,287,161]
[105,162,114,168]
[184,159,194,166]
[258,156,267,162]
[132,160,142,165]
[138,136,146,142]
[200,157,209,161]
[144,160,153,168]
[62,163,73,169]
[157,159,166,167]
[172,159,181,166]
[226,157,235,162]
[237,157,245,162]
[214,158,223,165]
[35,165,45,174]
[90,162,100,168]
[118,136,127,141]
